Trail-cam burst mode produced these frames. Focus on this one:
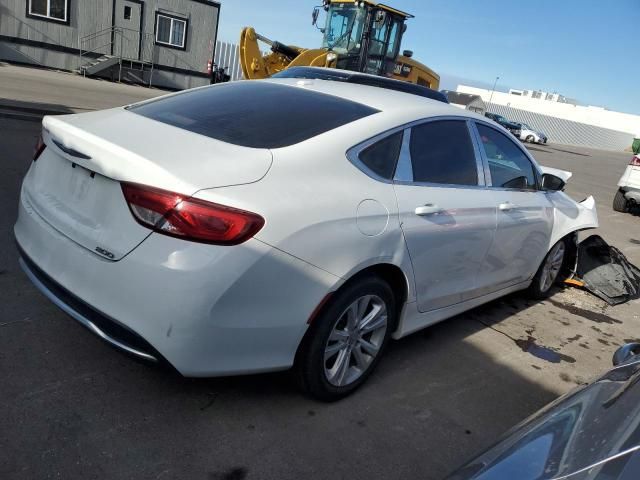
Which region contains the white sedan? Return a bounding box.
[15,73,598,400]
[518,122,548,144]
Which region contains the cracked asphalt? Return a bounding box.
[1,70,640,480]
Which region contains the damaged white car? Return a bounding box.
[614,154,640,213]
[14,72,598,400]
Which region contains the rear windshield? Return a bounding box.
[128,81,379,148]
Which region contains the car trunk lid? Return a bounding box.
[21,110,272,260]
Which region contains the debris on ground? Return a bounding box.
[567,235,640,305]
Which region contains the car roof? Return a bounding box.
[262,77,485,124]
[272,67,448,103]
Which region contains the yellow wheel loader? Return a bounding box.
[240,0,439,89]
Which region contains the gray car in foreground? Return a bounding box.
[447,343,640,480]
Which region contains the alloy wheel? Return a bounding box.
[323,294,388,387]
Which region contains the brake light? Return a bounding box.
[33,134,45,161]
[121,183,264,245]
[630,156,640,167]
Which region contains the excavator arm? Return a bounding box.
[239,27,334,80]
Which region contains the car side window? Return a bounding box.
[476,123,538,190]
[409,120,478,186]
[358,131,403,180]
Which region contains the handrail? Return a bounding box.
[78,26,122,73]
[78,26,157,87]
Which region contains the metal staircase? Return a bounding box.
[78,27,156,86]
[79,54,120,76]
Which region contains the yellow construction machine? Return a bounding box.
[239,0,439,88]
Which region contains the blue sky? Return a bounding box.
[217,0,639,114]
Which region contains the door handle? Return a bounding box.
[498,201,517,211]
[415,204,444,216]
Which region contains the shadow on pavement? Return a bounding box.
[0,97,85,121]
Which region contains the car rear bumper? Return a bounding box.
[18,248,166,364]
[15,188,338,376]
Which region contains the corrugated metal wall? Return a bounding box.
[486,103,634,151]
[214,40,243,81]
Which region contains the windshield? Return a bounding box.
[322,4,366,54]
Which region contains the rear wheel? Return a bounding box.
[295,276,395,401]
[528,239,567,299]
[613,189,629,213]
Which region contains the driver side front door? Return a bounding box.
[472,122,554,294]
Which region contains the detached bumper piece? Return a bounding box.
[574,235,640,305]
[18,247,165,364]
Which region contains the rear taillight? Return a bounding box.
[630,156,640,167]
[121,183,264,245]
[33,134,45,161]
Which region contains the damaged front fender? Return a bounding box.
[547,193,598,250]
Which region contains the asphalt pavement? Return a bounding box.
[1,66,640,480]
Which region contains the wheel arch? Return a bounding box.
[302,262,410,339]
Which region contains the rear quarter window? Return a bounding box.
[128,81,379,148]
[358,131,403,180]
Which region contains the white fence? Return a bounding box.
[214,40,243,81]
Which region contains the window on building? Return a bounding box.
[155,13,188,49]
[27,0,69,23]
[124,6,131,20]
[409,120,479,186]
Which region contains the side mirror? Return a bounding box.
[541,173,565,192]
[612,343,640,366]
[312,7,319,26]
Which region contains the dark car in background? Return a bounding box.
[447,343,640,480]
[485,112,522,138]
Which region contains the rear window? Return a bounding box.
[128,81,379,148]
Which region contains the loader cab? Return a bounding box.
[317,1,409,77]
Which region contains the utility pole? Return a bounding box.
[488,76,499,110]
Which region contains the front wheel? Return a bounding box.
[294,276,395,401]
[525,135,534,143]
[528,239,567,299]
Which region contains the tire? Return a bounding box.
[613,189,629,213]
[525,135,534,143]
[528,239,568,299]
[294,276,396,401]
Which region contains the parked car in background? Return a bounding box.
[447,342,640,480]
[614,154,640,213]
[517,122,548,144]
[484,112,522,137]
[15,71,598,400]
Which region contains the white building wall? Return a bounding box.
[458,85,640,137]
